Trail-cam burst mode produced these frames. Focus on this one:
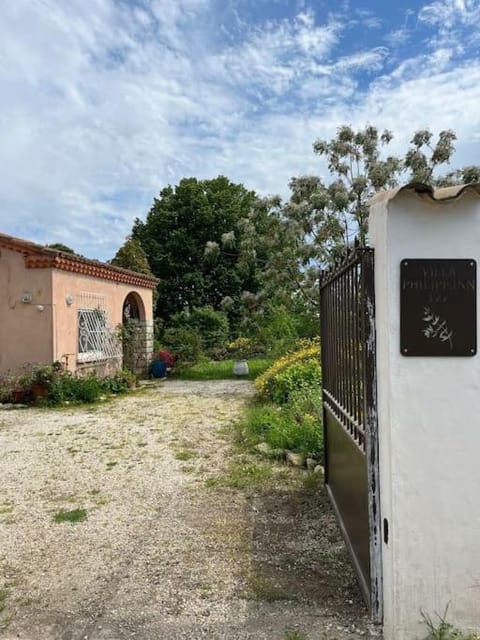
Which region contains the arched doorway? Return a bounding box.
[122,292,147,374]
[122,292,145,323]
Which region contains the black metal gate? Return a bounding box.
[319,247,382,621]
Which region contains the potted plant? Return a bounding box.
[229,337,253,376]
[29,364,56,400]
[0,373,24,404]
[11,372,32,404]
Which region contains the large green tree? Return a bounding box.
[132,176,267,329]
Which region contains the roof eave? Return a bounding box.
[369,182,480,206]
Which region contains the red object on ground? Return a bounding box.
[156,349,176,368]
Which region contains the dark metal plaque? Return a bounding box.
[400,259,476,357]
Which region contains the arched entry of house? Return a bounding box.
[122,291,146,323]
[122,292,147,374]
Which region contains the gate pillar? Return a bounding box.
[369,183,480,640]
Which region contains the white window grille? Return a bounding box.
[77,293,121,363]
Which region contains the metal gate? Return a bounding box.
[319,247,382,621]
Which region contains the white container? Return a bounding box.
[232,359,249,376]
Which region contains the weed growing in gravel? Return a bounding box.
[180,465,195,473]
[302,471,323,494]
[284,632,309,640]
[0,588,8,613]
[94,496,110,507]
[422,610,480,639]
[205,460,274,490]
[199,583,214,599]
[0,504,16,525]
[0,504,13,515]
[243,574,290,602]
[53,508,87,523]
[175,448,197,461]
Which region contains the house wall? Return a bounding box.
[51,270,153,373]
[0,247,54,374]
[369,189,480,640]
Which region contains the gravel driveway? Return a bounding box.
[0,380,375,640]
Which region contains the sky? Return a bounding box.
[1,0,480,260]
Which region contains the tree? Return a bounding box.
[46,243,76,254]
[434,165,480,187]
[132,176,266,332]
[110,236,153,276]
[246,125,480,309]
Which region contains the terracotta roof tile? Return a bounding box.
[0,232,159,290]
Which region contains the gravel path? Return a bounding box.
[0,380,376,640]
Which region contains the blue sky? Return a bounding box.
[1,0,480,259]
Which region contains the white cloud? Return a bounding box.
[385,27,411,47]
[0,0,479,259]
[419,0,480,27]
[418,0,480,48]
[334,47,389,73]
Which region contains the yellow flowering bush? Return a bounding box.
[255,340,321,400]
[227,336,265,359]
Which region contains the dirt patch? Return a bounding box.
[0,379,379,639]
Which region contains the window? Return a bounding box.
[78,308,107,362]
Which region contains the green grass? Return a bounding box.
[235,399,323,458]
[53,508,87,523]
[173,358,272,381]
[205,459,275,490]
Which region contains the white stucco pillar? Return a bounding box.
[369,184,480,640]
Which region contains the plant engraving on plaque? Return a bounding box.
[422,307,454,350]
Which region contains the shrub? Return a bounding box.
[169,306,229,355]
[100,369,136,394]
[163,327,202,364]
[0,363,136,406]
[238,399,323,458]
[267,411,322,456]
[270,359,321,404]
[255,340,320,401]
[48,372,103,404]
[46,369,134,405]
[257,306,299,357]
[227,337,265,360]
[236,340,323,458]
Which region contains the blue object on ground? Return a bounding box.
[151,359,167,379]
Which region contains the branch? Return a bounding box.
[285,264,318,306]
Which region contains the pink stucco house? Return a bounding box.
[0,232,158,376]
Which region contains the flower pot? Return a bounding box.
[232,359,249,376]
[11,389,26,404]
[31,383,48,400]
